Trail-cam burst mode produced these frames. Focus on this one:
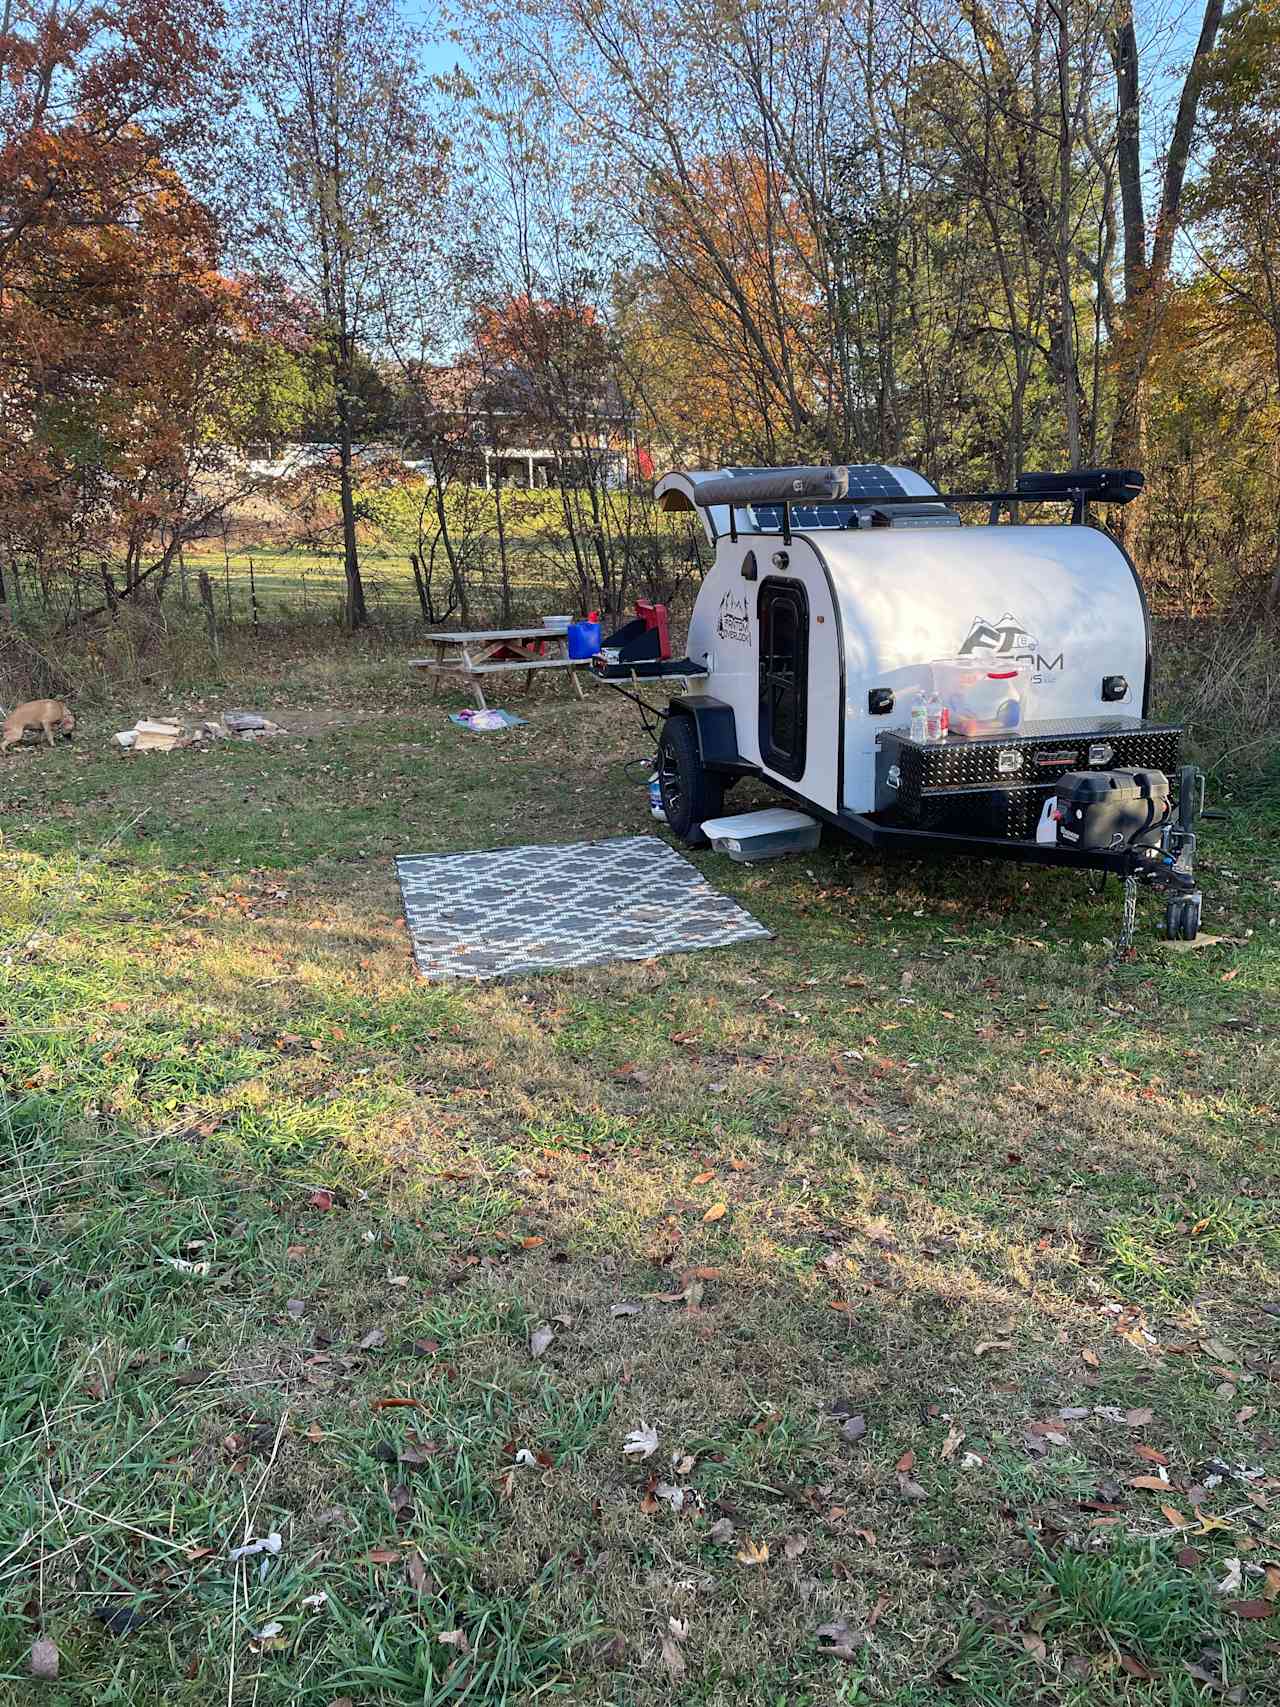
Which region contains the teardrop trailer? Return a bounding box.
[594,463,1207,942]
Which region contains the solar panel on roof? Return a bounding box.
[843,464,908,500]
[731,464,910,532]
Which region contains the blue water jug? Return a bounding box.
[566,619,600,659]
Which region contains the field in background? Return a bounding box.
[0,645,1277,1705]
[168,480,706,628]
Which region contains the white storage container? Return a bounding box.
[542,614,572,632]
[701,807,821,862]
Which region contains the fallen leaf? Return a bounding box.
[816,1618,864,1659]
[1134,1445,1169,1466]
[736,1539,769,1566]
[1125,1407,1155,1427]
[1265,1566,1280,1603]
[897,1473,928,1501]
[840,1413,867,1444]
[868,1593,889,1629]
[654,1482,685,1512]
[372,1396,426,1411]
[974,1340,1013,1356]
[939,1426,965,1461]
[1227,1600,1274,1620]
[691,1170,716,1186]
[357,1328,386,1351]
[707,1516,736,1543]
[672,1452,696,1475]
[29,1640,58,1681]
[1161,1504,1190,1529]
[1119,1654,1152,1679]
[1081,1348,1100,1368]
[286,1298,306,1318]
[1129,1473,1171,1491]
[405,1553,431,1594]
[364,1546,401,1565]
[1021,1632,1047,1661]
[1183,1658,1227,1689]
[1216,1559,1243,1596]
[529,1323,556,1358]
[702,1202,727,1223]
[309,1189,334,1211]
[784,1533,808,1560]
[438,1629,469,1651]
[660,1621,687,1680]
[623,1423,659,1460]
[895,1450,915,1472]
[95,1607,147,1636]
[1220,967,1239,982]
[611,1302,642,1317]
[1177,1546,1203,1568]
[520,1235,545,1249]
[854,1527,876,1547]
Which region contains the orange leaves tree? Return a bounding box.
[0,0,257,618]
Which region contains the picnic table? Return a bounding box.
[409,626,588,709]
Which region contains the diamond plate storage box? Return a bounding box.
[876,717,1182,837]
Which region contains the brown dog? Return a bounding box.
[1,699,75,753]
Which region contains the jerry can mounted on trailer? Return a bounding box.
[592,460,1224,945]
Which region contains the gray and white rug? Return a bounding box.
[395,835,771,981]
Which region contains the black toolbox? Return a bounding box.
[876,718,1182,839]
[1055,769,1172,851]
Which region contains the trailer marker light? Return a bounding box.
[1088,743,1114,766]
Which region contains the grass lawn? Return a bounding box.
[1,649,1278,1704]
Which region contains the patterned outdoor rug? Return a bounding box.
[395,835,771,981]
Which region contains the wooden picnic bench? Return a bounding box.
[409,627,588,709]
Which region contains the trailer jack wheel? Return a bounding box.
[657,716,725,846]
[1165,892,1201,942]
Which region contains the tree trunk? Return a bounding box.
[336,382,367,631]
[1109,0,1225,476]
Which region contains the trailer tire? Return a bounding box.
[657,715,724,846]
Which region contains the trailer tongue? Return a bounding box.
[628,462,1205,943]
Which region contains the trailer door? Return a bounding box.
[758,578,808,781]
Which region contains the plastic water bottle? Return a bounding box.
[926,692,944,742]
[648,772,666,821]
[910,691,928,743]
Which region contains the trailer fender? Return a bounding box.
[666,696,744,771]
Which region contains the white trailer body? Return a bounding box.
[665,469,1150,815]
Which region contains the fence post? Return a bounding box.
[198,570,219,658]
[248,557,259,626]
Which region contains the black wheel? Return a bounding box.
[657,715,724,845]
[1165,895,1200,941]
[1181,890,1202,940]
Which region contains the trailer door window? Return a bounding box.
[758,578,808,780]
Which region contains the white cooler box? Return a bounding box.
[701,808,821,862]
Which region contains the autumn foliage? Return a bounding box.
[0,0,242,603]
